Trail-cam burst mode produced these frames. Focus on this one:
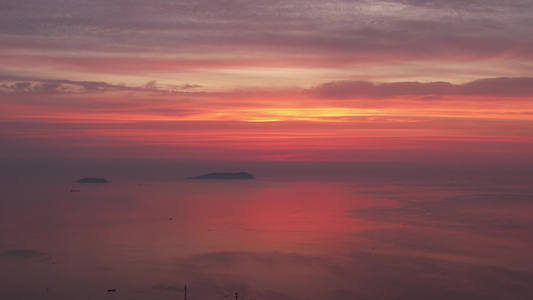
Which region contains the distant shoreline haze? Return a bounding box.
[1,159,531,183]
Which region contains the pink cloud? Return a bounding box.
[311,77,533,99]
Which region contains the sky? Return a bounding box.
[1,0,533,167]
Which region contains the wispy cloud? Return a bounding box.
[1,0,532,86]
[311,77,533,99]
[3,77,533,100]
[1,1,532,163]
[0,79,203,95]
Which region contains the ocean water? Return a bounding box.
[1,171,533,299]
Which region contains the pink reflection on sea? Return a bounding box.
[1,175,533,299]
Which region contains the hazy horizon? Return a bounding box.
[2,158,532,182]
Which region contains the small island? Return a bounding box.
[187,172,255,180]
[76,177,109,183]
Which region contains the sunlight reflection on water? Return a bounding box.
[1,175,533,299]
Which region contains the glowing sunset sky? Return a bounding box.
[2,0,533,163]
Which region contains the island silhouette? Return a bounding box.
[187,172,255,180]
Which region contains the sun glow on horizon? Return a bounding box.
[2,0,533,163]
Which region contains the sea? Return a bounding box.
[1,162,533,299]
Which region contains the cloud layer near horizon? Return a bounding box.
[3,77,533,98]
[1,77,532,163]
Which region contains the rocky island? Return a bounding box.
[76,177,109,183]
[187,172,255,180]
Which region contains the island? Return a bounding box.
[187,172,255,180]
[76,177,109,183]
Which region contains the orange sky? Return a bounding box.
[2,85,532,163]
[1,1,533,165]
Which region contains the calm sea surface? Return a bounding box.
[1,173,533,299]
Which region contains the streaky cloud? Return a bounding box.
[460,77,533,96]
[3,77,533,99]
[0,79,204,95]
[311,77,533,99]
